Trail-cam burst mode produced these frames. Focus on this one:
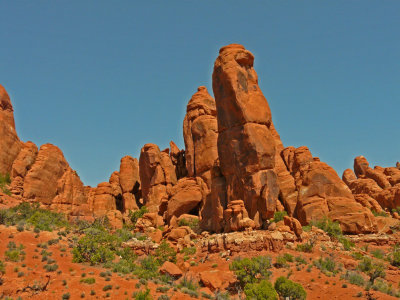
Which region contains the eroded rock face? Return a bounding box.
[169,141,187,180]
[139,144,177,212]
[343,156,400,211]
[23,144,69,204]
[183,86,218,184]
[51,168,89,213]
[166,177,203,221]
[283,146,377,233]
[212,44,279,228]
[0,84,21,175]
[119,156,140,211]
[11,141,38,179]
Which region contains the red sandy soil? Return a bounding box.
[0,224,399,299]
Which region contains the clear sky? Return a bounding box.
[1,1,399,187]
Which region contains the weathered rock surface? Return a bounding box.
[212,44,279,229]
[343,156,400,212]
[0,84,21,175]
[23,144,69,204]
[139,144,177,212]
[183,86,218,185]
[166,177,203,221]
[283,146,377,233]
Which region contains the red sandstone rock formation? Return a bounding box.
[212,44,280,229]
[282,146,376,233]
[344,156,400,211]
[139,144,177,212]
[0,84,21,175]
[183,86,218,185]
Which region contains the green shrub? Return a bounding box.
[5,243,25,262]
[389,245,400,267]
[371,249,385,260]
[244,279,278,300]
[313,257,337,275]
[312,217,342,238]
[180,247,196,256]
[0,202,68,231]
[271,211,287,223]
[80,277,96,284]
[177,218,199,232]
[371,278,395,296]
[296,240,314,253]
[0,173,11,195]
[72,227,118,265]
[178,275,198,291]
[274,276,306,300]
[230,256,272,288]
[275,255,288,268]
[358,257,385,284]
[295,256,307,265]
[134,288,152,300]
[128,206,148,227]
[133,256,159,280]
[62,293,71,300]
[181,287,198,298]
[341,271,365,287]
[155,241,176,264]
[372,210,388,217]
[44,264,58,272]
[102,284,112,291]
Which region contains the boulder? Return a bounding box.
[159,261,182,279]
[166,178,203,221]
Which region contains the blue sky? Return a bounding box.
[1,1,399,186]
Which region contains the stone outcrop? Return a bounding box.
[282,146,376,233]
[183,86,218,186]
[344,156,400,211]
[139,144,177,212]
[23,144,69,204]
[1,45,392,235]
[0,84,21,175]
[165,177,203,221]
[212,44,280,229]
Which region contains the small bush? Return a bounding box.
[178,218,199,232]
[274,276,307,300]
[0,202,68,231]
[62,293,70,300]
[230,256,272,288]
[155,241,176,264]
[371,249,385,260]
[389,245,400,267]
[180,247,196,256]
[313,257,337,275]
[44,264,58,272]
[178,275,198,291]
[244,279,278,300]
[0,173,11,195]
[358,257,385,284]
[296,240,314,253]
[102,284,112,291]
[275,255,289,268]
[134,288,152,300]
[128,206,148,227]
[80,277,96,284]
[341,271,365,287]
[271,211,287,223]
